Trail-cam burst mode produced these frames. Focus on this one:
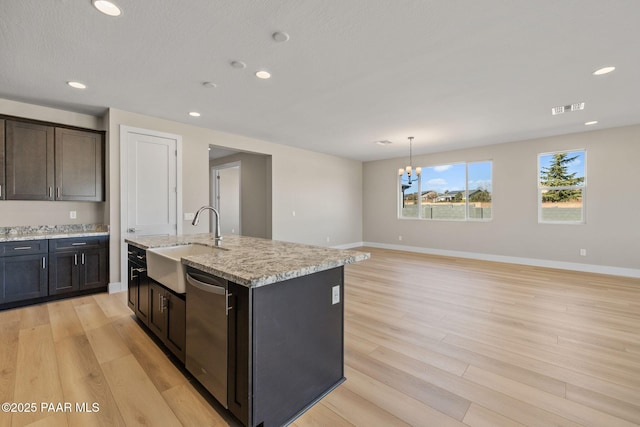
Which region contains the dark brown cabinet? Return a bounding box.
[2,118,105,202]
[48,237,108,295]
[54,128,104,201]
[149,281,186,363]
[0,240,48,304]
[5,120,55,200]
[127,246,150,324]
[127,245,186,362]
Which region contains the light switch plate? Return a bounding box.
[184,212,195,221]
[69,211,77,219]
[332,285,340,305]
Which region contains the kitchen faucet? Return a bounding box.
[192,206,222,246]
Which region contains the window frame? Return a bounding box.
[537,149,586,225]
[398,160,493,222]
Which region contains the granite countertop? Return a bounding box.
[0,224,109,242]
[125,234,370,288]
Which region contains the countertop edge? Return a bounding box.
[1,231,110,242]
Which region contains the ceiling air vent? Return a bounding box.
[551,102,585,115]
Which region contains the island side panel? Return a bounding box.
[251,267,344,427]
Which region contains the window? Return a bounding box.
[538,150,585,223]
[399,161,492,221]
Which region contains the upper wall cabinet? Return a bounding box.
[3,119,105,202]
[55,128,104,201]
[5,120,55,200]
[0,119,4,200]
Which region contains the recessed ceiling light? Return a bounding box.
[375,140,392,146]
[230,61,246,69]
[585,121,598,126]
[255,70,271,79]
[189,112,201,117]
[202,82,217,88]
[92,0,122,17]
[593,66,615,76]
[272,32,290,42]
[67,81,87,89]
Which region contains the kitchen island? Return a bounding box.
[125,234,369,427]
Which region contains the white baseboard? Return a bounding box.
[362,242,640,279]
[332,241,365,250]
[108,282,126,294]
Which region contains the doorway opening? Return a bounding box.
[209,146,272,239]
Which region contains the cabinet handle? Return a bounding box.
[42,257,46,269]
[0,184,2,198]
[226,292,233,316]
[71,242,87,246]
[159,294,165,313]
[14,246,32,250]
[56,187,60,198]
[81,253,85,264]
[49,187,53,199]
[74,254,78,265]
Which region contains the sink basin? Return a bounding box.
[147,244,221,293]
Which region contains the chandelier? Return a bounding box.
[398,136,421,184]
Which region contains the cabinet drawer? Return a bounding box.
[0,240,48,256]
[49,236,107,252]
[127,245,146,263]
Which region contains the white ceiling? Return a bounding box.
[1,0,639,161]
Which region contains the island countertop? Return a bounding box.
[125,234,370,288]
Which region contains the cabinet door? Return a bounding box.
[54,128,104,201]
[127,259,138,311]
[79,248,107,290]
[5,121,54,200]
[148,281,167,337]
[165,292,186,362]
[48,251,79,295]
[0,119,5,200]
[0,254,48,303]
[135,264,150,325]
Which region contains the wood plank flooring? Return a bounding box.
[1,247,640,426]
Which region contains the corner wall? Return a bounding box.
[363,125,640,276]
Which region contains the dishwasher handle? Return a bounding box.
[186,273,226,295]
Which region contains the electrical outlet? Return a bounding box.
[184,212,195,221]
[69,211,77,219]
[398,235,403,241]
[292,210,296,217]
[326,236,330,243]
[332,285,340,305]
[580,248,587,256]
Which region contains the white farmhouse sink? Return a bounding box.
[147,244,221,293]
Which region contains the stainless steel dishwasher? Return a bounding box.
[185,268,230,408]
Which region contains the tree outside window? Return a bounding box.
[538,150,585,223]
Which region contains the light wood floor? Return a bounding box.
[2,247,640,427]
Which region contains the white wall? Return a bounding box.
[363,125,640,276]
[107,108,363,283]
[0,98,106,227]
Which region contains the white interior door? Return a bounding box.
[120,126,182,288]
[213,163,241,235]
[127,132,178,236]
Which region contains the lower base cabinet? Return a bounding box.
[0,253,48,304]
[127,245,185,363]
[1,237,107,308]
[149,281,186,363]
[48,237,108,295]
